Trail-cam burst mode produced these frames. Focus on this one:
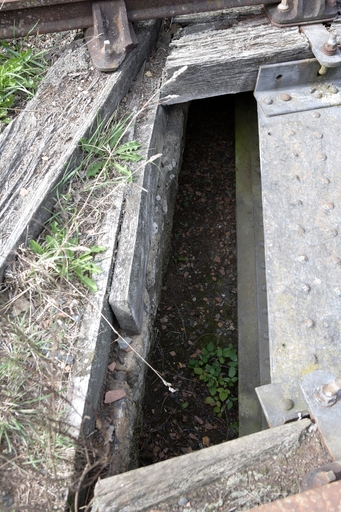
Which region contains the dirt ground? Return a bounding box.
[139,94,239,465]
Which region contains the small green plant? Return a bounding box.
[30,220,107,292]
[189,342,238,417]
[0,41,47,123]
[79,115,142,181]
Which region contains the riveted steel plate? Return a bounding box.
[254,59,341,117]
[255,63,341,389]
[301,370,341,460]
[256,382,309,428]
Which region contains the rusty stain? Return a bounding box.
[247,479,341,511]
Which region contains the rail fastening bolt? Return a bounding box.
[322,31,338,56]
[103,40,111,54]
[314,377,341,407]
[278,0,290,11]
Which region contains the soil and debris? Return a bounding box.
[144,424,332,512]
[139,94,238,466]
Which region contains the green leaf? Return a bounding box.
[194,367,203,375]
[86,161,106,178]
[213,406,221,413]
[206,342,215,353]
[74,271,98,292]
[181,402,189,409]
[29,239,44,255]
[208,385,216,396]
[89,245,107,254]
[219,390,229,402]
[205,396,215,405]
[228,366,236,378]
[216,347,223,357]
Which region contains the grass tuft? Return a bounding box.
[0,40,47,124]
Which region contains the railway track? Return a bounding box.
[1,1,341,510]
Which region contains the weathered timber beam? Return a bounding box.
[160,7,316,103]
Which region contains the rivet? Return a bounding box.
[304,318,315,328]
[329,85,338,94]
[314,91,323,99]
[294,175,300,181]
[334,287,341,297]
[263,331,269,339]
[320,176,330,185]
[287,130,295,136]
[262,308,268,315]
[292,152,299,158]
[261,261,266,269]
[301,283,311,293]
[280,398,294,411]
[293,200,303,206]
[264,358,270,365]
[280,92,291,102]
[297,254,308,263]
[259,220,263,227]
[297,225,306,235]
[314,133,323,139]
[263,97,273,105]
[259,241,264,247]
[262,284,267,291]
[324,202,334,210]
[312,112,321,118]
[317,154,327,160]
[330,229,338,237]
[332,256,341,266]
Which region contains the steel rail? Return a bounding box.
[0,0,275,13]
[0,0,277,39]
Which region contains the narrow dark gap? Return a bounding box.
[139,95,238,467]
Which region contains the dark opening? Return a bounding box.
[139,95,238,466]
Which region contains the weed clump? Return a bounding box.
[189,342,238,417]
[0,41,47,124]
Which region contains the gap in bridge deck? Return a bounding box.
[139,94,239,466]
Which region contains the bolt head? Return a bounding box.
[263,97,273,105]
[280,93,291,102]
[280,398,294,411]
[314,386,338,407]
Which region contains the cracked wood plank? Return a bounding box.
[161,7,314,104]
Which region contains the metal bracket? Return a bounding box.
[301,371,341,461]
[85,0,137,72]
[264,0,338,28]
[256,382,310,427]
[302,25,341,69]
[254,58,341,117]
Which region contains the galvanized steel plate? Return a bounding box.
[255,60,341,387]
[255,59,341,117]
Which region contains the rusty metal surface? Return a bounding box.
[0,2,93,38]
[0,0,275,13]
[85,0,137,71]
[301,462,341,491]
[0,0,275,39]
[264,0,337,27]
[247,479,341,511]
[125,0,275,21]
